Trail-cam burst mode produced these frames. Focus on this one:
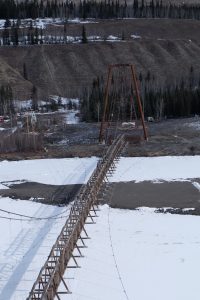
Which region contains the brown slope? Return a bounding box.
[0,19,200,99]
[0,41,199,99]
[0,56,34,99]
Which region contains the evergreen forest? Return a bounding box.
[0,0,200,20]
[81,67,200,121]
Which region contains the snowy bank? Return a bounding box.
[1,156,200,188]
[0,157,98,187]
[0,197,69,300]
[61,205,200,300]
[111,156,200,182]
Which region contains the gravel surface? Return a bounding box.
[110,179,200,215]
[0,182,81,205]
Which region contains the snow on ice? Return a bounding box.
[111,156,200,182]
[0,157,98,187]
[60,205,200,300]
[0,156,200,299]
[0,183,9,189]
[0,197,69,300]
[1,156,200,188]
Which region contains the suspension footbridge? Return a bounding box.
[27,64,147,299]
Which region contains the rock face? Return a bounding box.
[0,19,200,99]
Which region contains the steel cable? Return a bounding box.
[0,205,71,221]
[107,206,130,300]
[105,154,130,300]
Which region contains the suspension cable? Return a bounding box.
[0,205,71,221]
[107,206,130,300]
[105,159,130,300]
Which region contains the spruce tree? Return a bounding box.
[81,25,88,43]
[31,86,38,111]
[23,63,28,80]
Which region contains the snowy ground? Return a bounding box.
[0,157,97,300]
[111,156,200,183]
[186,119,200,130]
[1,156,200,189]
[0,156,200,299]
[0,198,69,300]
[61,205,200,300]
[0,157,98,188]
[64,110,80,124]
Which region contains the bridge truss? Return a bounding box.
[27,134,127,300]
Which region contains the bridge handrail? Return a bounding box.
[27,134,126,300]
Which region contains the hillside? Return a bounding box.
[0,19,200,99]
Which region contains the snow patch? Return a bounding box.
[111,156,200,182]
[61,205,200,300]
[0,158,98,185]
[0,197,69,299]
[64,110,80,124]
[107,35,120,42]
[0,183,9,190]
[131,34,141,39]
[192,181,200,192]
[186,121,200,130]
[182,207,195,212]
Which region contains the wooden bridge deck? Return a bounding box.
[27,134,127,300]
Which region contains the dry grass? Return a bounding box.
[0,130,44,153]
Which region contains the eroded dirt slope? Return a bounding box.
[0,19,200,99]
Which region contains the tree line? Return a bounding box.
[1,19,43,46]
[80,66,200,122]
[0,20,90,46]
[1,0,200,20]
